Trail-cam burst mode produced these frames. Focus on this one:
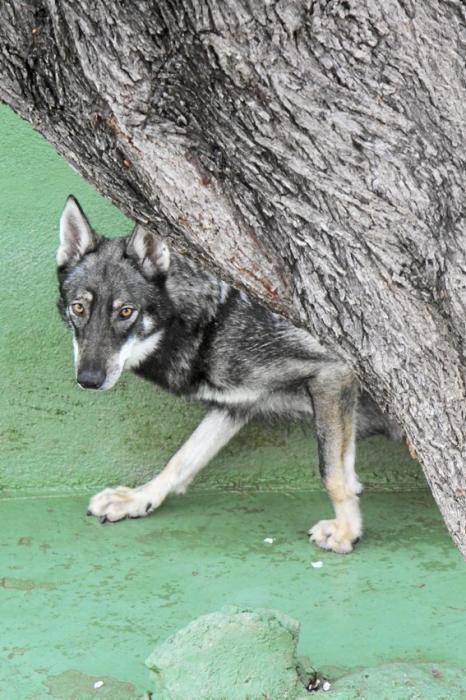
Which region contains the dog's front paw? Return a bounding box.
[308,518,359,554]
[87,486,154,523]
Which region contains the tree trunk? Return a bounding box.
[1,1,466,555]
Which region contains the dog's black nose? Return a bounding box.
[77,368,106,390]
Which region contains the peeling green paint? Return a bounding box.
[46,670,137,699]
[0,577,53,591]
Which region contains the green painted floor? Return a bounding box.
[1,490,465,698]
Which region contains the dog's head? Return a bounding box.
[57,196,171,390]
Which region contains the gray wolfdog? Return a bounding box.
[57,196,401,553]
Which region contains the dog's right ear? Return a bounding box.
[126,224,170,278]
[57,196,98,267]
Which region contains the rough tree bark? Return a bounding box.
[1,1,466,555]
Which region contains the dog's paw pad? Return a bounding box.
[308,519,357,554]
[87,486,149,523]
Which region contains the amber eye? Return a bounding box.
[119,307,134,320]
[71,302,85,315]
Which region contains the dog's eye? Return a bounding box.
[119,307,134,320]
[71,303,85,315]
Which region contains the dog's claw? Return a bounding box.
[145,502,153,513]
[86,509,92,516]
[99,515,108,524]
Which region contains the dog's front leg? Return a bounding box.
[307,366,362,554]
[87,409,247,522]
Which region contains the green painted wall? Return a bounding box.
[0,104,423,497]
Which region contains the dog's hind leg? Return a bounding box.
[87,409,248,522]
[307,366,362,554]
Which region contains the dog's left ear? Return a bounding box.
[126,224,170,278]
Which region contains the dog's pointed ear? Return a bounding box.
[126,224,170,278]
[57,196,98,267]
